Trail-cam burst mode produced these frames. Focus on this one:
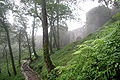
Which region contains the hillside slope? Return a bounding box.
[30,17,120,80]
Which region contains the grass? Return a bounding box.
[1,13,119,80]
[0,57,24,80]
[30,18,120,80]
[0,54,24,80]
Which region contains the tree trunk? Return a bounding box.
[49,21,53,55]
[53,26,59,49]
[32,22,39,59]
[41,0,55,73]
[18,31,22,66]
[56,0,60,50]
[32,3,39,59]
[21,18,32,61]
[4,27,17,75]
[3,46,11,76]
[53,41,56,48]
[25,31,32,61]
[2,50,5,58]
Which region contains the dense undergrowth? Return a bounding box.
[0,59,24,80]
[0,50,31,80]
[30,14,120,80]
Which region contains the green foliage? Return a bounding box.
[112,12,120,21]
[30,16,120,80]
[49,21,120,80]
[0,60,24,80]
[47,3,72,20]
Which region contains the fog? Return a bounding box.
[6,0,120,50]
[34,5,120,49]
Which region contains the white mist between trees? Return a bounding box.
[7,0,99,36]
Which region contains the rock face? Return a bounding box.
[86,6,111,35]
[66,6,120,43]
[86,6,120,35]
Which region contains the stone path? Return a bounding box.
[21,60,40,80]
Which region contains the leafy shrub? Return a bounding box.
[51,21,120,80]
[30,19,120,80]
[112,12,120,21]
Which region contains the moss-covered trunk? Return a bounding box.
[41,0,55,73]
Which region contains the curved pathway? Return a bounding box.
[21,60,40,80]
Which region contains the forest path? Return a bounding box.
[21,60,40,80]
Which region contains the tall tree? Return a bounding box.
[32,2,39,59]
[24,27,32,61]
[41,0,55,73]
[0,1,17,75]
[47,1,73,51]
[56,0,60,50]
[3,44,11,76]
[49,19,54,54]
[18,30,22,66]
[14,12,33,61]
[0,20,17,75]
